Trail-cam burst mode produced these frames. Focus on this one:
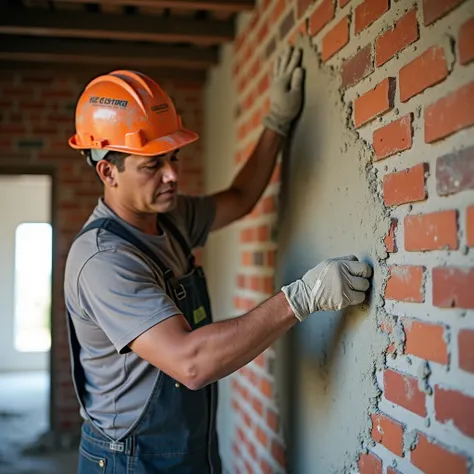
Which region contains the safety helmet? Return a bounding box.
[68,70,198,159]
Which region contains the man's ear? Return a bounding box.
[96,160,117,187]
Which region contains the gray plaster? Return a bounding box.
[274,37,391,474]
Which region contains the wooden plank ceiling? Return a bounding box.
[0,0,255,82]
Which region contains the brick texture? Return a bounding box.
[425,81,474,143]
[411,432,469,474]
[322,16,350,62]
[384,219,398,253]
[403,319,448,364]
[467,206,474,247]
[399,46,449,103]
[342,44,373,89]
[423,0,466,26]
[384,369,427,417]
[459,329,474,373]
[308,0,335,36]
[435,386,474,438]
[355,0,390,35]
[433,267,474,309]
[354,78,395,128]
[358,452,383,474]
[436,146,474,196]
[383,163,427,207]
[373,113,413,160]
[404,210,458,251]
[376,10,419,67]
[459,16,474,65]
[385,266,425,303]
[371,413,404,456]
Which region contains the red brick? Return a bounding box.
[467,206,474,247]
[267,409,279,432]
[404,210,458,251]
[340,0,351,6]
[435,386,474,438]
[425,81,474,143]
[297,0,314,18]
[308,0,335,36]
[433,267,474,309]
[260,459,272,474]
[272,0,286,23]
[384,218,398,253]
[358,452,382,474]
[322,16,350,62]
[459,17,474,65]
[256,425,268,447]
[436,146,474,196]
[355,0,389,34]
[257,19,269,44]
[373,113,413,160]
[252,396,263,415]
[423,0,466,26]
[260,378,272,398]
[403,318,448,364]
[387,469,402,474]
[385,265,424,303]
[412,432,469,474]
[383,163,427,207]
[376,10,419,67]
[341,44,373,89]
[459,329,474,373]
[400,46,448,102]
[354,78,395,128]
[371,413,404,456]
[384,369,427,416]
[271,440,286,468]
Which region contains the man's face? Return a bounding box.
[114,149,180,214]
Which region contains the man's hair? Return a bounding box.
[83,150,128,181]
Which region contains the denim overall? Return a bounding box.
[66,216,222,473]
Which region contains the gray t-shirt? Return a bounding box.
[64,195,216,439]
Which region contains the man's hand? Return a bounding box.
[263,45,304,136]
[281,255,372,321]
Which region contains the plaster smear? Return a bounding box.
[274,37,391,473]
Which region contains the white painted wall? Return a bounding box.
[0,175,51,372]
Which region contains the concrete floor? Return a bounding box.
[0,371,78,474]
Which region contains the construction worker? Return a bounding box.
[64,46,372,473]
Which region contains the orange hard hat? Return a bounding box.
[69,70,198,157]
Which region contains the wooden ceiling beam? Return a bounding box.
[49,0,255,12]
[0,35,218,69]
[0,7,235,45]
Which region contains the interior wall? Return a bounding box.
[0,175,51,372]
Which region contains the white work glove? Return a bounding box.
[281,255,372,322]
[262,45,304,136]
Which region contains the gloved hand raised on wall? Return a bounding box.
[281,256,373,322]
[263,45,304,136]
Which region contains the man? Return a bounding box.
[64,46,372,473]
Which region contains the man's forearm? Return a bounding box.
[231,128,283,212]
[185,292,296,389]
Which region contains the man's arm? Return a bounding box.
[210,46,304,231]
[130,256,372,390]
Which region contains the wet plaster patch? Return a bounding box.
[274,37,392,473]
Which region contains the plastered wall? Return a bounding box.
[205,0,474,472]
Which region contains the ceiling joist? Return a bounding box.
[0,7,235,45]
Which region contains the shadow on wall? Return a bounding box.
[274,37,389,474]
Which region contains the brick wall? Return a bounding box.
[0,70,204,435]
[230,0,474,472]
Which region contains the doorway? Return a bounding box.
[0,173,53,470]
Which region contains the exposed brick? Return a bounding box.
[459,329,474,373]
[279,8,295,39]
[358,452,382,474]
[373,113,413,160]
[384,369,427,417]
[341,44,373,89]
[267,409,279,432]
[385,265,424,303]
[271,440,286,468]
[376,9,419,67]
[384,218,398,253]
[383,163,427,207]
[256,424,268,447]
[322,16,349,62]
[436,146,474,196]
[257,19,269,44]
[412,432,469,474]
[403,319,448,364]
[355,0,389,35]
[297,0,313,18]
[272,0,286,23]
[425,81,474,143]
[308,0,335,36]
[459,17,474,65]
[354,77,395,127]
[340,0,351,6]
[371,413,404,456]
[433,267,474,309]
[387,469,402,474]
[260,378,272,398]
[435,386,474,438]
[423,0,466,26]
[260,459,272,474]
[400,46,448,102]
[467,206,474,247]
[404,210,458,251]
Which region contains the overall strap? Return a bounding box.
[76,218,173,279]
[159,214,195,268]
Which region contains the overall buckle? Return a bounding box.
[174,284,187,300]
